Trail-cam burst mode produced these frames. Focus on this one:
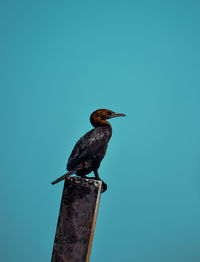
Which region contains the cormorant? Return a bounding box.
[51,109,125,192]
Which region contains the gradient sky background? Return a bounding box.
[1,0,200,261]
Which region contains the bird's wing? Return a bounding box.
[67,127,111,170]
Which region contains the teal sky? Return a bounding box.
[1,0,200,261]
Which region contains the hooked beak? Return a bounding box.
[108,113,126,119]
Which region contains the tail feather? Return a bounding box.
[51,170,76,185]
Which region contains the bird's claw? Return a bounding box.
[85,176,107,193]
[101,181,107,193]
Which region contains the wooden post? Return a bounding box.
[51,177,102,262]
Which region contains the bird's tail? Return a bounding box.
[51,170,76,185]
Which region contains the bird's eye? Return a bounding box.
[107,111,112,115]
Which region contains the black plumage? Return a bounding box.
[51,109,125,192]
[67,126,112,176]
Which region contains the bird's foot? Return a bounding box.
[86,177,107,193]
[101,181,107,193]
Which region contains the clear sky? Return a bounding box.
[1,0,200,261]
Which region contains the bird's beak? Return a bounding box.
[109,113,126,119]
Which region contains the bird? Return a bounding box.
[51,109,126,192]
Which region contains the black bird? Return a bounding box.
[51,109,125,192]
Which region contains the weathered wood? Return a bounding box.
[51,177,102,262]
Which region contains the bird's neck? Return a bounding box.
[90,117,112,128]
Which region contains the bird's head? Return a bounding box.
[90,109,126,127]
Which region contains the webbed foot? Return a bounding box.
[87,176,107,193]
[101,181,107,193]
